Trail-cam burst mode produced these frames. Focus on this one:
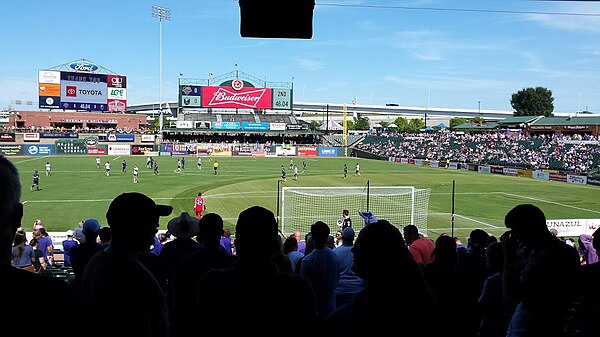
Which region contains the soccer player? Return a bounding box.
[181,157,185,170]
[96,157,101,170]
[338,209,352,229]
[289,158,294,170]
[302,159,306,173]
[146,156,152,169]
[122,160,127,174]
[343,164,348,179]
[105,161,111,177]
[194,192,206,219]
[355,163,361,176]
[197,157,202,170]
[175,159,182,173]
[31,170,40,191]
[133,165,139,183]
[45,162,51,176]
[213,160,219,175]
[293,165,298,180]
[153,161,159,175]
[281,165,287,181]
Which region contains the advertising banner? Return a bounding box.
[60,71,108,111]
[212,121,241,130]
[401,158,409,164]
[503,168,519,176]
[55,139,88,155]
[107,99,127,112]
[448,162,458,169]
[490,166,503,174]
[25,145,53,156]
[478,166,491,174]
[394,158,401,163]
[0,145,23,156]
[233,144,255,156]
[318,147,338,157]
[414,159,424,166]
[39,96,61,109]
[532,170,550,180]
[132,145,155,155]
[87,146,107,155]
[107,144,130,155]
[107,75,127,88]
[202,85,273,109]
[297,146,317,157]
[546,219,598,236]
[196,144,211,156]
[276,146,297,156]
[39,83,60,97]
[40,132,78,138]
[161,144,173,153]
[107,133,135,142]
[23,133,40,142]
[265,146,277,157]
[429,160,439,168]
[195,121,211,129]
[549,172,567,182]
[587,177,600,186]
[286,124,308,130]
[176,121,194,129]
[567,174,587,185]
[38,70,61,84]
[241,122,269,131]
[108,88,127,100]
[141,134,156,142]
[172,143,196,156]
[269,122,286,131]
[0,132,16,142]
[211,144,232,157]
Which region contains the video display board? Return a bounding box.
[38,62,126,112]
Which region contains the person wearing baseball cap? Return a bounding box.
[80,192,172,337]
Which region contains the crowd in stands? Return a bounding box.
[162,133,319,145]
[2,125,153,134]
[357,131,600,173]
[2,154,600,336]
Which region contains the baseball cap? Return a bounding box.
[82,218,101,234]
[66,229,74,237]
[106,192,172,225]
[167,212,199,239]
[342,227,355,239]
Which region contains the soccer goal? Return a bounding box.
[281,185,431,236]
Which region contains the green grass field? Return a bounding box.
[9,155,600,240]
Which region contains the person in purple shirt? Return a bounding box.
[220,228,235,255]
[61,229,79,266]
[294,230,306,254]
[34,227,54,264]
[579,233,598,265]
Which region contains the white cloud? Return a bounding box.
[521,4,600,33]
[293,58,325,71]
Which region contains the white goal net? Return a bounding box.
[281,186,430,236]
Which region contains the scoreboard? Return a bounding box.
[39,61,127,112]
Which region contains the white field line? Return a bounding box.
[501,192,600,215]
[453,214,501,229]
[20,192,277,203]
[13,156,48,164]
[113,156,121,161]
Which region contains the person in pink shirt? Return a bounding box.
[403,224,435,265]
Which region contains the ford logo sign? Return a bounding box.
[69,62,99,73]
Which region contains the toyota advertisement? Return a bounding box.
[38,61,127,112]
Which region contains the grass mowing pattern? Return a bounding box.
[10,155,600,239]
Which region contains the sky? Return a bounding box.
[1,0,600,114]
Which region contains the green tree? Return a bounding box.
[511,87,554,117]
[354,116,370,130]
[470,116,485,125]
[379,121,390,129]
[407,118,425,133]
[449,117,468,129]
[346,120,355,130]
[309,120,322,131]
[150,116,170,130]
[394,117,409,132]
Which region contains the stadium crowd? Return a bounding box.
[357,132,600,173]
[2,154,599,337]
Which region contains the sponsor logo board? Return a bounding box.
[25,145,53,156]
[39,83,60,97]
[202,86,273,109]
[23,133,40,142]
[38,70,61,84]
[107,144,130,155]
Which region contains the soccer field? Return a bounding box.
[9,155,600,240]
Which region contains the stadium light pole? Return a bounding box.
[152,4,171,131]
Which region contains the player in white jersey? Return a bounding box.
[45,162,51,176]
[355,163,361,176]
[96,157,101,170]
[133,165,139,183]
[293,165,298,180]
[197,157,202,170]
[105,161,111,176]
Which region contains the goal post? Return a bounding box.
[281,186,430,236]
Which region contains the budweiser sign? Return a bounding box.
[202,86,273,109]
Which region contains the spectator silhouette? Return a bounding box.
[98,227,112,248]
[423,235,478,337]
[323,220,438,336]
[577,227,600,337]
[195,206,318,335]
[501,204,580,337]
[403,224,435,265]
[477,242,510,337]
[333,227,364,308]
[0,155,88,337]
[61,229,79,267]
[283,236,304,274]
[300,221,340,325]
[170,213,237,337]
[80,192,173,337]
[69,218,103,293]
